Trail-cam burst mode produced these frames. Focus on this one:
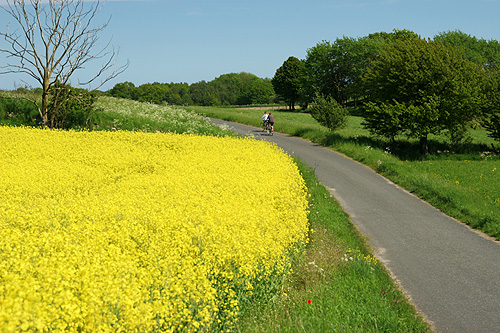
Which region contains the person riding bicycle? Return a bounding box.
[268,112,275,132]
[261,111,269,129]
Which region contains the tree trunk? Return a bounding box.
[42,72,51,128]
[41,89,49,128]
[420,135,429,156]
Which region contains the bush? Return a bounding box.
[0,97,40,126]
[309,94,349,132]
[48,82,101,129]
[0,89,41,126]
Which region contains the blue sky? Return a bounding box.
[1,0,499,91]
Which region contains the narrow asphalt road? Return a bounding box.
[211,119,500,333]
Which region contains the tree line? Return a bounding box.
[271,29,500,153]
[106,72,276,106]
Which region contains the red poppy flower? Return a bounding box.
[306,299,312,304]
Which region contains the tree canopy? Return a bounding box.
[272,56,305,110]
[272,29,500,149]
[362,37,486,153]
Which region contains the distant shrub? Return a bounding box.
[309,94,349,132]
[0,93,40,126]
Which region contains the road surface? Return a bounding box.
[211,118,500,333]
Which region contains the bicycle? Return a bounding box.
[261,120,268,131]
[265,121,273,136]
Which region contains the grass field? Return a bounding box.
[188,105,500,241]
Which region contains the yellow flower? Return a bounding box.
[0,126,309,331]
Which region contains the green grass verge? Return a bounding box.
[236,159,431,332]
[187,105,500,241]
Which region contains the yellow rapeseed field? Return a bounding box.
[0,126,309,332]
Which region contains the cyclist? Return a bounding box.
[268,112,275,133]
[261,111,269,130]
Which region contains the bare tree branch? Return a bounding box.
[0,0,128,127]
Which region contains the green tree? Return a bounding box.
[362,37,486,154]
[0,90,39,126]
[306,40,347,104]
[272,56,305,110]
[135,83,169,104]
[367,29,421,43]
[108,82,136,99]
[305,30,419,107]
[483,39,500,71]
[309,94,349,132]
[362,101,407,142]
[485,114,500,143]
[205,72,273,106]
[434,31,500,141]
[434,30,500,72]
[189,81,219,106]
[165,83,191,105]
[483,70,500,143]
[340,36,384,106]
[210,73,245,105]
[237,78,274,105]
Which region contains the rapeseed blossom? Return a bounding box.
[0,126,309,331]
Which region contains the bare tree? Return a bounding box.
[0,0,128,127]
